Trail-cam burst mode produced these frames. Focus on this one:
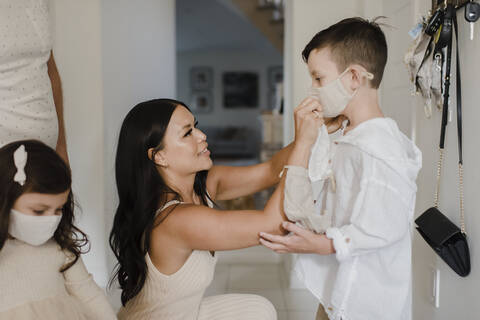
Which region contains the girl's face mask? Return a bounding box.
[309,68,374,118]
[8,209,62,246]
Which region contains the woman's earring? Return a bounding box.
[160,162,169,168]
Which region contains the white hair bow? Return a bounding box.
[13,145,28,186]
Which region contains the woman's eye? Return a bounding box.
[184,129,193,137]
[33,210,44,215]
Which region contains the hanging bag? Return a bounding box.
[415,3,470,277]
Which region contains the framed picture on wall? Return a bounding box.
[223,72,258,108]
[190,67,213,90]
[268,66,283,89]
[190,90,213,113]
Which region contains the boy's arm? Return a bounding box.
[325,178,410,262]
[283,166,314,221]
[282,142,317,230]
[283,125,332,233]
[284,166,330,233]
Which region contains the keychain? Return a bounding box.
[465,0,480,40]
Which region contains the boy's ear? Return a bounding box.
[147,148,168,167]
[349,64,372,89]
[348,66,363,90]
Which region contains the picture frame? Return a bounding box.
[190,90,213,113]
[223,72,258,108]
[268,66,283,90]
[190,67,213,90]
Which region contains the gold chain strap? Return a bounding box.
[434,148,444,208]
[434,149,466,234]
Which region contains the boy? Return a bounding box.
[260,18,422,320]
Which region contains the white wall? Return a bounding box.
[372,1,480,318]
[177,49,282,135]
[52,0,108,286]
[410,1,480,319]
[52,0,176,289]
[101,0,176,278]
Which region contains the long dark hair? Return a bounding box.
[109,99,212,306]
[0,140,89,272]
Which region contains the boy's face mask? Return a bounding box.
[309,68,374,118]
[8,209,62,246]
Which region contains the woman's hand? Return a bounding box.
[293,97,324,149]
[259,221,335,255]
[325,115,348,134]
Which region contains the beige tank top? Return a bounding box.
[117,199,218,320]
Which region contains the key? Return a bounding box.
[465,1,480,40]
[426,9,445,36]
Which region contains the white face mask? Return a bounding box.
[8,209,62,246]
[309,69,374,118]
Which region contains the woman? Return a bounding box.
[109,98,325,319]
[0,0,68,162]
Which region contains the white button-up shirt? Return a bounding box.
[288,118,422,320]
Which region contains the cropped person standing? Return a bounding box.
[0,0,68,163]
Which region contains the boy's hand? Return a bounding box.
[293,97,324,149]
[259,222,335,255]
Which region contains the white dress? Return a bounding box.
[0,0,58,149]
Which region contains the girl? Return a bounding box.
[0,140,116,319]
[109,98,325,319]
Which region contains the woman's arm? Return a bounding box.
[47,52,69,164]
[206,143,294,201]
[159,176,287,252]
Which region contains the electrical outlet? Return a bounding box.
[430,266,440,308]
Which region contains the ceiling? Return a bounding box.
[176,0,277,52]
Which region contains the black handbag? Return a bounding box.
[415,4,471,277]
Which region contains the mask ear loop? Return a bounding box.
[364,72,374,80]
[348,69,375,97]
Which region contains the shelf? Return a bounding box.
[432,0,470,11]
